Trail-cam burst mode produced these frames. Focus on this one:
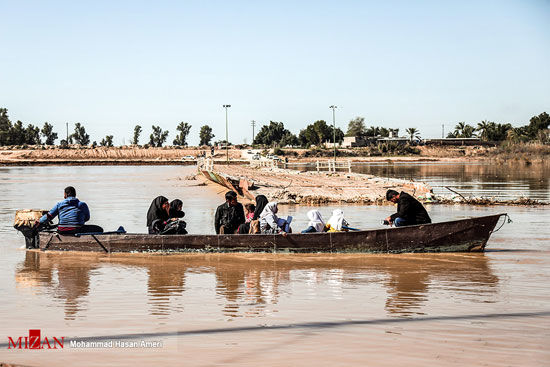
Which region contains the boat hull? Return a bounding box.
[35,214,504,253]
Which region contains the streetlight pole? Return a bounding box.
[251,120,256,146]
[223,105,231,164]
[329,105,337,165]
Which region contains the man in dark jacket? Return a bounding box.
[215,191,245,234]
[385,190,431,227]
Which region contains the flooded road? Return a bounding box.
[1,165,549,366]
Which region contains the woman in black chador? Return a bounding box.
[146,196,188,234]
[146,196,170,234]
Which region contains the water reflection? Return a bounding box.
[15,252,499,320]
[16,251,97,319]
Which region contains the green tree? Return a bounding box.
[476,120,491,141]
[132,125,142,145]
[149,125,169,147]
[280,130,299,147]
[405,128,420,141]
[173,122,192,146]
[507,126,529,142]
[331,127,345,144]
[346,117,366,136]
[298,120,342,147]
[298,125,319,147]
[490,123,512,141]
[253,121,295,146]
[41,122,58,145]
[199,125,215,146]
[71,123,90,145]
[25,124,41,145]
[453,122,476,138]
[527,112,550,139]
[0,108,13,145]
[311,120,332,143]
[365,126,390,137]
[100,135,114,147]
[10,121,26,145]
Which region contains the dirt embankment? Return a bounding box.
[0,146,242,165]
[200,164,433,205]
[1,143,547,165]
[199,164,549,206]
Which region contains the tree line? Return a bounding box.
[0,107,215,147]
[1,107,548,147]
[445,113,550,142]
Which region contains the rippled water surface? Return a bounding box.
[0,165,549,366]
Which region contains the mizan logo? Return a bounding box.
[8,329,64,349]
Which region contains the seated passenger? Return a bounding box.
[384,189,431,227]
[214,191,245,234]
[244,203,255,223]
[259,202,292,234]
[237,195,268,234]
[301,209,325,233]
[169,199,185,219]
[162,199,187,235]
[38,186,103,235]
[326,209,349,232]
[146,196,170,234]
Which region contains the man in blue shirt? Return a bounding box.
[39,186,103,234]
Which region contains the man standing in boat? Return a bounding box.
[384,189,431,227]
[37,186,104,234]
[214,191,245,234]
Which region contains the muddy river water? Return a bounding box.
[0,165,549,366]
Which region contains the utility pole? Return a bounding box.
[442,124,445,138]
[66,122,68,143]
[251,120,256,146]
[223,105,231,164]
[329,105,337,166]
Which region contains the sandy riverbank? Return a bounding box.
[198,163,548,206]
[199,164,433,205]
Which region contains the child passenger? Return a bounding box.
[301,209,325,233]
[326,209,349,232]
[244,203,255,223]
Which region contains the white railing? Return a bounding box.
[197,157,214,171]
[316,160,352,173]
[250,159,276,168]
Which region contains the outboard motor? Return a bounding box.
[14,209,48,249]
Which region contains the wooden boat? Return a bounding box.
[27,214,505,253]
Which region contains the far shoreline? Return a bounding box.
[1,144,548,166]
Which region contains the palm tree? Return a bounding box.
[454,122,466,137]
[476,120,491,141]
[406,127,420,141]
[454,122,476,138]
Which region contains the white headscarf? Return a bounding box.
[260,202,279,230]
[307,209,325,232]
[327,209,348,231]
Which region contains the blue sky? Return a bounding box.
[1,0,549,145]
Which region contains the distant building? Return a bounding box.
[343,136,369,147]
